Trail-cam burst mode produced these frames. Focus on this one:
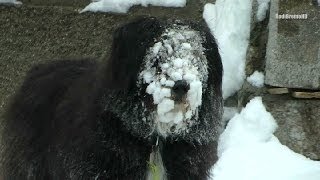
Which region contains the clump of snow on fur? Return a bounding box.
[187,81,202,110]
[247,71,264,88]
[203,0,252,99]
[0,0,21,4]
[256,0,270,22]
[210,97,320,180]
[157,98,174,116]
[81,0,186,13]
[138,24,208,136]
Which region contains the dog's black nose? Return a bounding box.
[172,80,189,101]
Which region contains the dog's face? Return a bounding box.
[104,17,223,143]
[137,24,209,137]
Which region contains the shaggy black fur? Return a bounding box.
[1,17,223,180]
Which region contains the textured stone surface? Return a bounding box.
[265,0,320,89]
[263,95,320,160]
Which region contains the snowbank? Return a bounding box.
[210,97,320,180]
[81,0,186,13]
[203,0,252,99]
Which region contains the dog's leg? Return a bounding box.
[162,141,218,180]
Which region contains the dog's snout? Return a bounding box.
[172,80,189,101]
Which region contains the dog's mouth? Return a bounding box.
[157,98,190,123]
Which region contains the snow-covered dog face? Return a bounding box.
[138,24,209,137]
[104,17,222,143]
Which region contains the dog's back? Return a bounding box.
[1,59,97,179]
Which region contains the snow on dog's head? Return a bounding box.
[138,24,209,137]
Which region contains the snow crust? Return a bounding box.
[138,25,208,136]
[81,0,186,13]
[203,0,252,99]
[256,0,270,22]
[0,0,21,4]
[247,71,264,87]
[210,97,320,180]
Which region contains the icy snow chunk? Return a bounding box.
[173,58,184,68]
[182,43,192,49]
[160,88,171,98]
[152,42,162,55]
[81,0,186,13]
[183,73,196,82]
[165,80,175,87]
[256,0,270,22]
[247,71,264,88]
[157,98,174,115]
[164,43,173,55]
[143,70,155,83]
[160,77,167,85]
[170,71,183,81]
[187,81,202,110]
[146,82,157,94]
[161,63,170,69]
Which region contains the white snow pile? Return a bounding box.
[203,0,252,99]
[81,0,186,13]
[0,0,21,4]
[247,71,264,88]
[138,25,208,136]
[210,97,320,180]
[256,0,270,22]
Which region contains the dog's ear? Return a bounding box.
[107,17,164,90]
[200,22,223,94]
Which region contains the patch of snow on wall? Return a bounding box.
[247,71,264,87]
[256,0,270,22]
[81,0,186,13]
[203,0,252,99]
[210,97,320,180]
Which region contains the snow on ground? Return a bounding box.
[203,0,252,99]
[0,0,21,4]
[210,97,320,180]
[247,71,264,87]
[256,0,270,21]
[81,0,186,13]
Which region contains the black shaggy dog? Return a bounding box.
[1,17,223,180]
